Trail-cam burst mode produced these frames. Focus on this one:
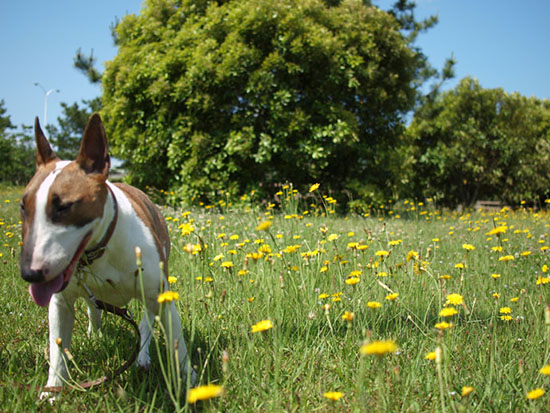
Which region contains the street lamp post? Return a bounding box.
[34,82,60,127]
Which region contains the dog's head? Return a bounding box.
[20,113,110,307]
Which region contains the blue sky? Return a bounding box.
[1,0,549,130]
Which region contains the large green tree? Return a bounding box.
[408,77,550,207]
[102,0,435,201]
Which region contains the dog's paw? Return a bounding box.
[39,391,57,404]
[136,356,151,371]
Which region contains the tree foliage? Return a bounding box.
[102,0,431,201]
[46,98,102,160]
[0,100,34,185]
[408,77,550,207]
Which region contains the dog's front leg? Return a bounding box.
[85,299,102,336]
[45,293,76,389]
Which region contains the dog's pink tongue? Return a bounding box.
[29,274,64,307]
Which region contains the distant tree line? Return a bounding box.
[2,0,549,209]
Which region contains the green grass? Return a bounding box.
[2,183,550,411]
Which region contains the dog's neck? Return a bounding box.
[79,184,118,268]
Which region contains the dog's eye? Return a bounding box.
[57,202,74,215]
[51,194,75,217]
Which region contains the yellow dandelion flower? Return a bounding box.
[341,311,354,322]
[425,351,436,361]
[499,307,512,314]
[327,233,339,242]
[283,244,301,253]
[360,340,398,356]
[367,301,382,309]
[406,250,419,261]
[247,252,264,261]
[345,277,360,285]
[178,222,195,236]
[439,307,458,317]
[385,292,399,301]
[492,292,500,299]
[375,250,390,257]
[461,386,474,397]
[434,321,452,330]
[455,263,465,269]
[499,255,515,262]
[539,365,550,375]
[440,274,452,280]
[486,226,507,236]
[188,384,224,404]
[221,261,234,269]
[462,243,475,251]
[520,251,532,257]
[323,391,344,401]
[491,273,501,279]
[309,183,320,193]
[258,244,272,254]
[526,388,545,400]
[491,246,503,252]
[500,315,512,321]
[251,319,273,333]
[256,221,272,231]
[157,291,180,303]
[318,293,329,299]
[446,293,464,306]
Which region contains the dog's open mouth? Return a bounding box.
[29,232,92,307]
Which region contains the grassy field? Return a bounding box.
[2,183,550,411]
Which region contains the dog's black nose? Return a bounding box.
[21,268,46,283]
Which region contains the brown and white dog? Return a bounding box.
[20,113,196,392]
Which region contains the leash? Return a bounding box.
[41,282,142,393]
[4,285,141,394]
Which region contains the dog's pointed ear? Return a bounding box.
[76,113,110,178]
[35,117,58,167]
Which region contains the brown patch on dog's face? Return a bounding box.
[45,162,107,227]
